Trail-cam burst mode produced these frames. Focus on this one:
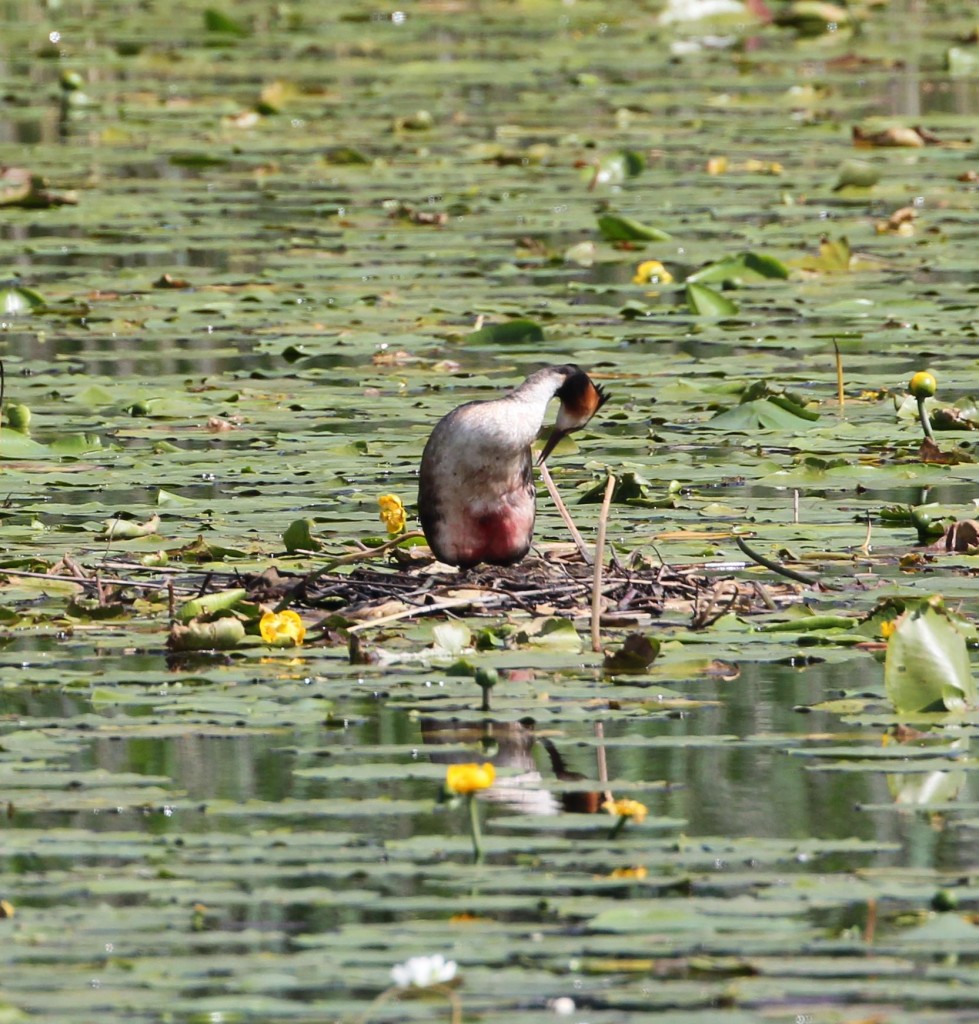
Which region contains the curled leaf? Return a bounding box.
[603,634,661,674]
[177,588,249,623]
[833,160,879,191]
[884,596,975,713]
[168,617,247,651]
[685,282,738,316]
[101,514,161,540]
[597,213,672,243]
[282,519,323,553]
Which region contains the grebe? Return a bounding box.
[417,365,608,568]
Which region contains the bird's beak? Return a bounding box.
[537,427,568,465]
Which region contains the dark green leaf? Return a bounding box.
[203,7,250,36]
[685,282,739,316]
[465,319,544,344]
[597,213,672,242]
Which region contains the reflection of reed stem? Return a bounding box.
[467,793,484,864]
[355,983,397,1024]
[357,983,463,1024]
[594,721,612,806]
[443,984,463,1024]
[834,340,845,413]
[864,898,877,945]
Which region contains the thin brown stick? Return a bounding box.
[752,580,776,611]
[347,593,498,634]
[859,512,872,556]
[303,531,426,572]
[591,474,616,653]
[59,554,88,580]
[0,564,195,593]
[539,462,592,564]
[101,559,188,576]
[273,531,425,612]
[691,580,740,629]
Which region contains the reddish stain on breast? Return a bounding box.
[470,507,530,565]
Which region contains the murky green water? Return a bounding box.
[3,1,979,1021]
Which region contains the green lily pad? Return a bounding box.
[685,282,739,316]
[884,596,976,713]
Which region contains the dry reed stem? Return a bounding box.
[539,461,592,564]
[834,340,845,413]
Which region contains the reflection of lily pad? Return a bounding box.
[0,284,44,314]
[0,167,77,208]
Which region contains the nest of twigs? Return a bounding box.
[2,540,803,644]
[243,543,803,632]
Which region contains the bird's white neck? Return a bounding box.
[499,367,569,442]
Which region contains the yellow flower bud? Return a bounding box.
[909,371,937,399]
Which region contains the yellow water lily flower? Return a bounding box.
[632,260,673,285]
[445,762,495,795]
[378,492,407,535]
[259,609,306,647]
[607,865,648,880]
[743,158,783,175]
[602,798,648,824]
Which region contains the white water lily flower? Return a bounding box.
[390,953,458,989]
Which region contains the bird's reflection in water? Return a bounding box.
[421,715,604,816]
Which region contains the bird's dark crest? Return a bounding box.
[555,369,610,420]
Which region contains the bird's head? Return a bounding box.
[538,366,609,464]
